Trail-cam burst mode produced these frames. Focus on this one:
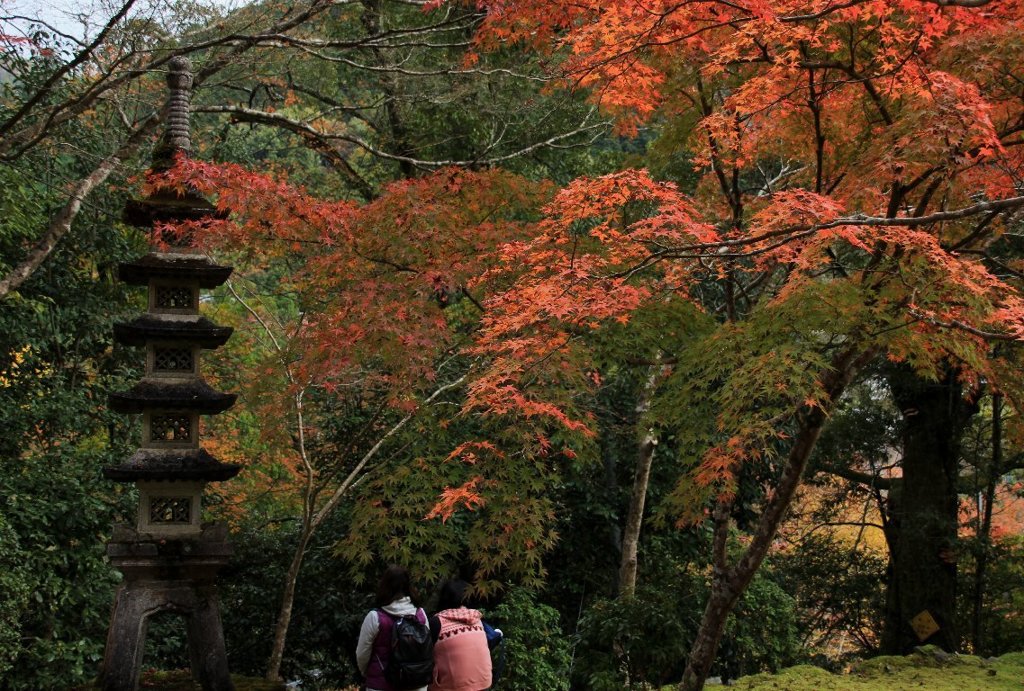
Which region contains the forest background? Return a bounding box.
[2,0,1024,689]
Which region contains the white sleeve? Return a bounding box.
[355,609,380,676]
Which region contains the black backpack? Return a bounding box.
[380,609,434,689]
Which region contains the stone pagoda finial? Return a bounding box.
[152,56,194,171]
[124,55,216,230]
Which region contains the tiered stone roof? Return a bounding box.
[104,56,240,485]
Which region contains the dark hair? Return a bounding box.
[376,564,417,607]
[437,578,469,611]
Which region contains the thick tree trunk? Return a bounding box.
[678,348,871,690]
[881,364,976,654]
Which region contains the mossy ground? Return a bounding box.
[725,648,1024,690]
[80,649,1024,690]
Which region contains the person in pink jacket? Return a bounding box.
[428,580,493,691]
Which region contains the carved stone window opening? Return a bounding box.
[149,497,191,524]
[153,347,194,373]
[150,414,192,442]
[155,285,195,310]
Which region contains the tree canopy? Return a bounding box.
[3,0,1024,688]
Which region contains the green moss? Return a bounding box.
[727,665,844,690]
[722,649,1024,690]
[995,652,1024,666]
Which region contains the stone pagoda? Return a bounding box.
[101,56,240,691]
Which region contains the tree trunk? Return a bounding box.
[677,347,870,690]
[618,433,656,598]
[618,364,665,599]
[680,582,735,691]
[359,0,417,179]
[881,363,976,654]
[266,522,314,680]
[971,392,1000,654]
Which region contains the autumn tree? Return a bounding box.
[3,0,615,681]
[156,158,567,679]
[427,0,1024,688]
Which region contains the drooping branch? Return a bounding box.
[199,106,376,198]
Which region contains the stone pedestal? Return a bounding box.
[100,524,234,691]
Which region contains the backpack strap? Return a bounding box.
[378,608,425,624]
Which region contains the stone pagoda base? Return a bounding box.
[100,524,234,691]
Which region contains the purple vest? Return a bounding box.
[366,607,426,691]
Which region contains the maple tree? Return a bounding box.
[1,0,616,681]
[149,0,1024,684]
[155,158,562,678]
[418,0,1024,688]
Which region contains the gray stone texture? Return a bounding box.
[100,525,234,691]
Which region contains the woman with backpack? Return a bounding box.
[356,565,433,691]
[428,579,494,691]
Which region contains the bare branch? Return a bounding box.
[0,0,139,142]
[196,104,611,168]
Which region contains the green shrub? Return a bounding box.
[574,570,798,688]
[719,575,799,680]
[574,584,696,690]
[0,450,129,690]
[487,587,572,691]
[0,512,30,677]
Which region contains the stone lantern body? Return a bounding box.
[101,57,239,691]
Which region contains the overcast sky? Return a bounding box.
[3,0,243,45]
[5,0,108,42]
